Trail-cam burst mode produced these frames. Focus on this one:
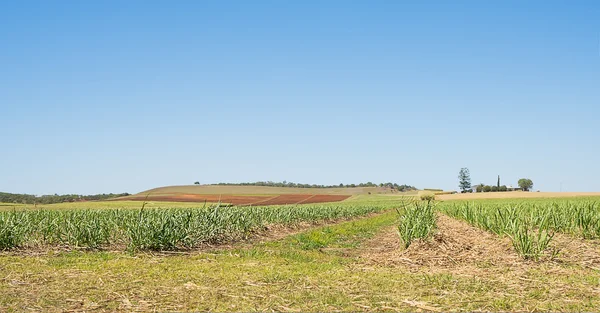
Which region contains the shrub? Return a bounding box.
[418,191,436,201]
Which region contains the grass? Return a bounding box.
[2,205,600,311]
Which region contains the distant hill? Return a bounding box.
[118,184,418,205]
[134,184,416,197]
[0,192,131,204]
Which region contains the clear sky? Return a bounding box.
[1,1,599,195]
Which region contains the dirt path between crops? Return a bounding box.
[549,233,600,269]
[359,213,600,271]
[358,213,523,273]
[356,213,600,309]
[0,210,391,257]
[192,210,389,254]
[358,213,600,273]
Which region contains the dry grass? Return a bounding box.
[361,213,520,270]
[357,213,600,311]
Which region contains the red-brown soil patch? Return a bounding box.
[119,194,351,206]
[247,194,313,206]
[120,194,272,205]
[298,195,351,204]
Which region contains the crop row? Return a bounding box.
[439,199,600,260]
[0,203,392,251]
[397,200,437,248]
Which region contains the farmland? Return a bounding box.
[117,193,352,206]
[113,184,406,206]
[2,194,600,311]
[0,199,398,251]
[139,184,395,196]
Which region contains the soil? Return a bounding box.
[118,194,351,206]
[359,214,521,273]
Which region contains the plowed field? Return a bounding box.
[119,194,351,205]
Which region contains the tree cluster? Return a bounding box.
[474,184,509,193]
[518,178,534,191]
[0,192,131,205]
[458,168,535,193]
[212,181,417,192]
[473,178,534,192]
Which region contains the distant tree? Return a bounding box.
[0,192,129,205]
[211,181,416,190]
[491,185,498,192]
[499,185,508,192]
[458,168,472,193]
[518,178,534,191]
[497,175,500,189]
[194,181,200,185]
[483,185,492,192]
[475,184,484,193]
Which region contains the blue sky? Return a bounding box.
[1,1,599,195]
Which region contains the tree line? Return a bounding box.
[473,184,510,193]
[458,168,534,193]
[0,192,130,205]
[205,181,417,192]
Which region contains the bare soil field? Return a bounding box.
[298,194,351,204]
[437,191,600,200]
[118,193,351,205]
[138,185,395,196]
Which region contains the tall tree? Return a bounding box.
[518,178,534,191]
[458,168,472,193]
[497,175,500,189]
